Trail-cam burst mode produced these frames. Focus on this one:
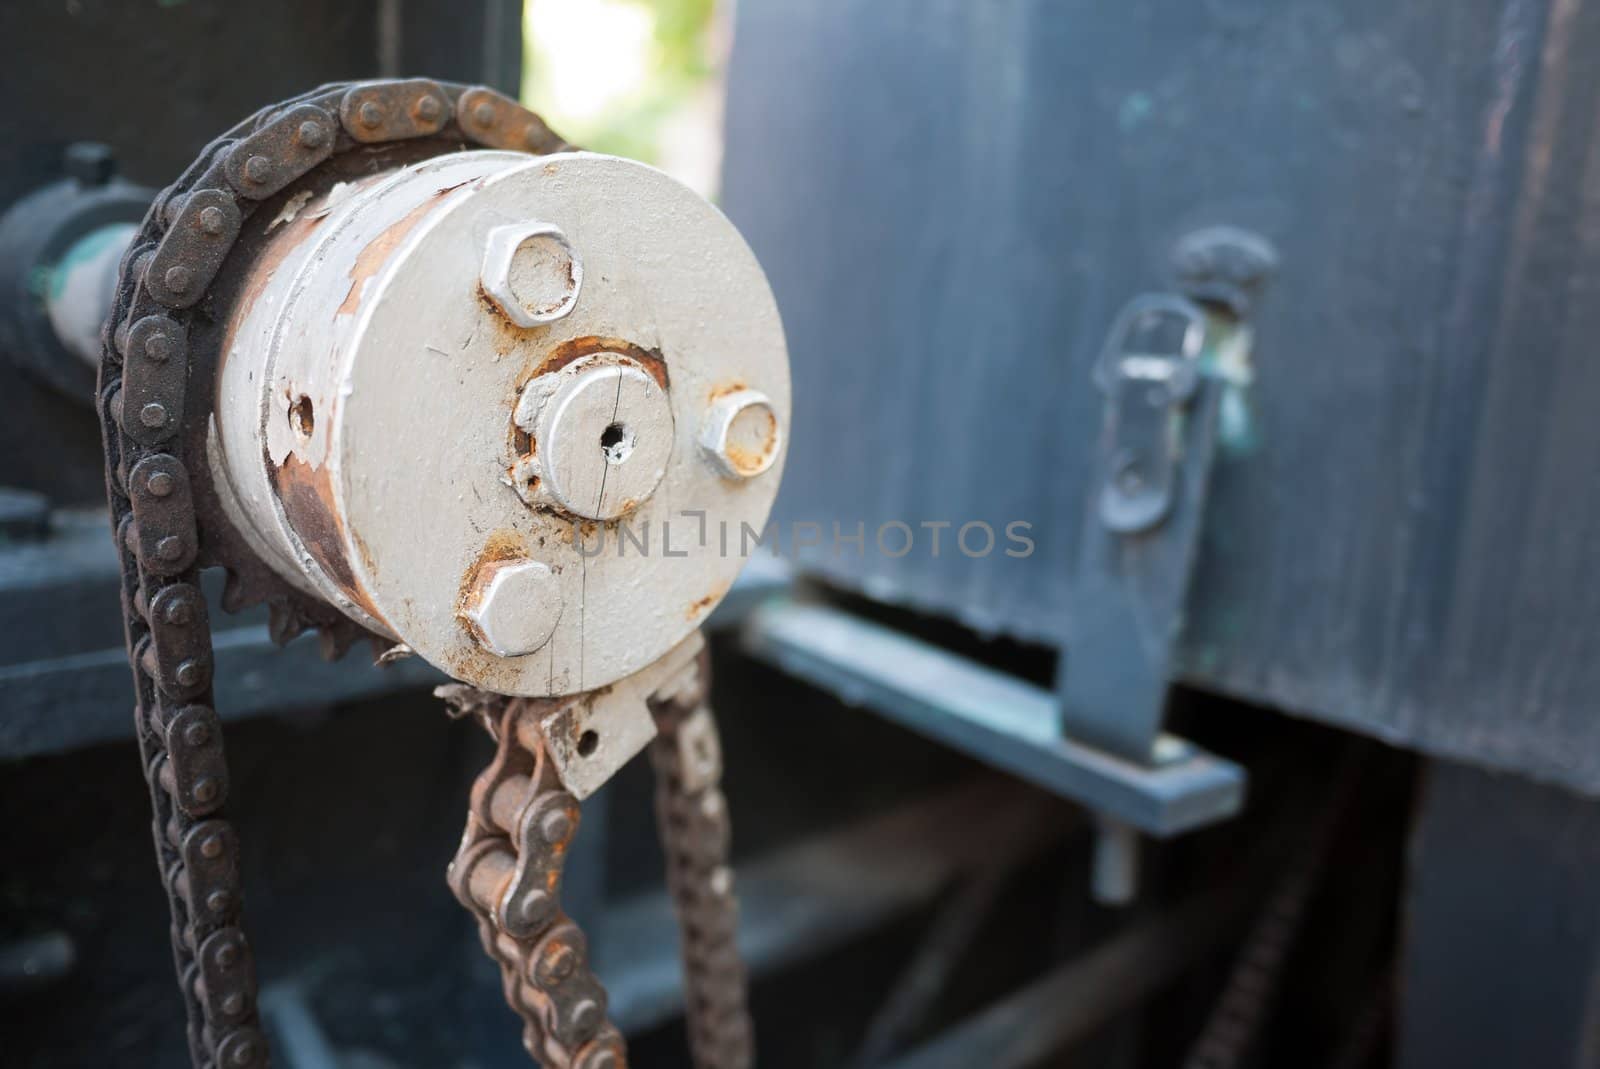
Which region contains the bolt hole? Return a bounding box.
[577,730,599,757]
[289,395,315,439]
[598,422,635,465]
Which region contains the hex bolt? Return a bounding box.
[480,222,582,328]
[460,558,564,658]
[699,388,781,479]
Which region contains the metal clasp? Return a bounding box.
[1093,295,1208,534]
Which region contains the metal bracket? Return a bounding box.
[535,631,705,800]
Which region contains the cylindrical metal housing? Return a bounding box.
[211,150,789,696]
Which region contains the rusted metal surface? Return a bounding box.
[458,86,569,155]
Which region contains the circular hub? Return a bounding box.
[212,150,789,696]
[515,353,675,521]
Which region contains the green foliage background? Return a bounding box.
[521,0,718,165]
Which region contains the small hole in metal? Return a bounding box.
[599,422,635,465]
[577,730,599,757]
[289,395,315,439]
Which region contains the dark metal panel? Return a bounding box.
[1401,760,1600,1068]
[720,0,1600,792]
[0,0,522,504]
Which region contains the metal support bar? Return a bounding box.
[880,886,1249,1069]
[741,599,1243,836]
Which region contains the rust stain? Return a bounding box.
[338,194,444,316]
[444,531,539,687]
[723,406,779,475]
[272,453,388,627]
[686,581,730,620]
[518,335,671,392]
[708,379,748,403]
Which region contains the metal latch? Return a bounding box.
[1094,296,1208,534]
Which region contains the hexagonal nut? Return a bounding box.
[699,388,781,479]
[481,222,582,328]
[460,558,564,658]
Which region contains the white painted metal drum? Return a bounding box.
[210,150,789,696]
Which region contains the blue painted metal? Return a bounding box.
[742,598,1244,836]
[721,0,1600,796]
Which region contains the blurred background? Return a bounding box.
[4,1,1600,1068]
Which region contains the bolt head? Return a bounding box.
[472,101,496,127]
[540,942,577,984]
[414,94,443,121]
[242,156,271,184]
[146,470,176,497]
[461,558,564,658]
[163,265,192,294]
[569,998,601,1033]
[199,206,227,234]
[144,332,175,362]
[183,720,211,747]
[175,658,203,687]
[200,834,225,859]
[539,807,573,844]
[699,388,781,479]
[156,535,185,561]
[296,120,327,148]
[139,402,168,428]
[358,100,383,128]
[481,222,582,328]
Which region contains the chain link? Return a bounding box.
[99,79,566,1069]
[648,658,755,1069]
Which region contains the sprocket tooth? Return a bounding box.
[220,567,251,614]
[267,601,306,646]
[316,618,365,661]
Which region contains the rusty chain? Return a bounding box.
[439,650,755,1069]
[97,79,756,1068]
[442,687,628,1068]
[647,653,756,1069]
